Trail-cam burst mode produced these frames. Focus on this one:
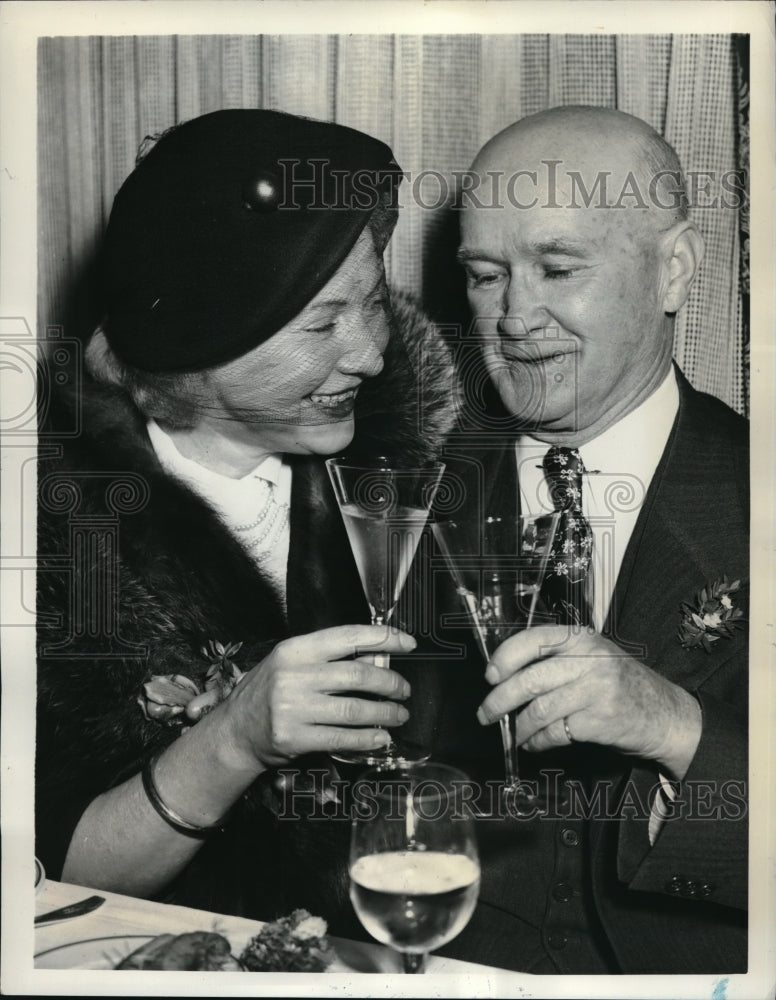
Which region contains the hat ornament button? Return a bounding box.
[242,171,281,212]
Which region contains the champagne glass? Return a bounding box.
[431,512,560,815]
[349,763,480,973]
[326,456,445,766]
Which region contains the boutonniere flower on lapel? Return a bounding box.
[138,640,246,727]
[678,578,746,652]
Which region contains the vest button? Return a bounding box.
[547,932,568,950]
[561,828,579,846]
[552,882,574,902]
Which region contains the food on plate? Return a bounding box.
[116,931,241,970]
[240,909,333,972]
[114,909,333,972]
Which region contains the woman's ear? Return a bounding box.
[660,222,706,315]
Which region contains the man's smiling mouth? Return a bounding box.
[499,348,572,365]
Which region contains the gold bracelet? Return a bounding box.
[141,752,228,837]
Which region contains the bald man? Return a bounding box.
[435,107,748,974]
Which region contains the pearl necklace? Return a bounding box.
[231,479,290,554]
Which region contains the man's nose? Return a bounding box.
[497,313,531,338]
[497,276,547,338]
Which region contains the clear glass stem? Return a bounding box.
[371,613,391,669]
[369,613,395,751]
[402,952,425,973]
[500,711,540,817]
[499,712,519,787]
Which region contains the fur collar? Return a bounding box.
[351,290,459,461]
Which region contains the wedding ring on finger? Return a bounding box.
[563,716,574,743]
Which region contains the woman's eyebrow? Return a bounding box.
[308,274,386,311]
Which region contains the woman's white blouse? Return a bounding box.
[147,419,292,607]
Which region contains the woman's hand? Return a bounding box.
[219,624,415,770]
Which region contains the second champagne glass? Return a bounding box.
[432,511,560,814]
[326,456,445,766]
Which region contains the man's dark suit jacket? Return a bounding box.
[432,368,748,974]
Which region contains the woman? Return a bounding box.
[36,109,456,927]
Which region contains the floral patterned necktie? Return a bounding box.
[540,446,594,626]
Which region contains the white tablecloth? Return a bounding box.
[34,878,500,975]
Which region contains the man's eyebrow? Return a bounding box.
[530,239,589,257]
[457,241,591,263]
[455,247,504,264]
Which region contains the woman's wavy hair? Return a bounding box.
[85,327,208,428]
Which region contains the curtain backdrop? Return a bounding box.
[38,33,748,414]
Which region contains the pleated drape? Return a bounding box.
[38,33,747,414]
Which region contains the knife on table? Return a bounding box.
[35,895,106,925]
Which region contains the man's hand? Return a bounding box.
[477,626,702,780]
[220,625,415,770]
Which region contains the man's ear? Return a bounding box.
[660,222,706,315]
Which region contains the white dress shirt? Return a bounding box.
[147,419,292,605]
[515,367,679,632]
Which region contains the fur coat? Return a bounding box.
[35,294,457,930]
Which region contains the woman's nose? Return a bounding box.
[338,321,387,378]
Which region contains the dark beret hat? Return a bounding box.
[101,109,402,373]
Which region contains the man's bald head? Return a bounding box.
[459,105,704,444]
[471,105,688,228]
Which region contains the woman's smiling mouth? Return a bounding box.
[307,387,360,415]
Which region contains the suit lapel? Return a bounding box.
[604,372,747,689]
[590,373,748,861]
